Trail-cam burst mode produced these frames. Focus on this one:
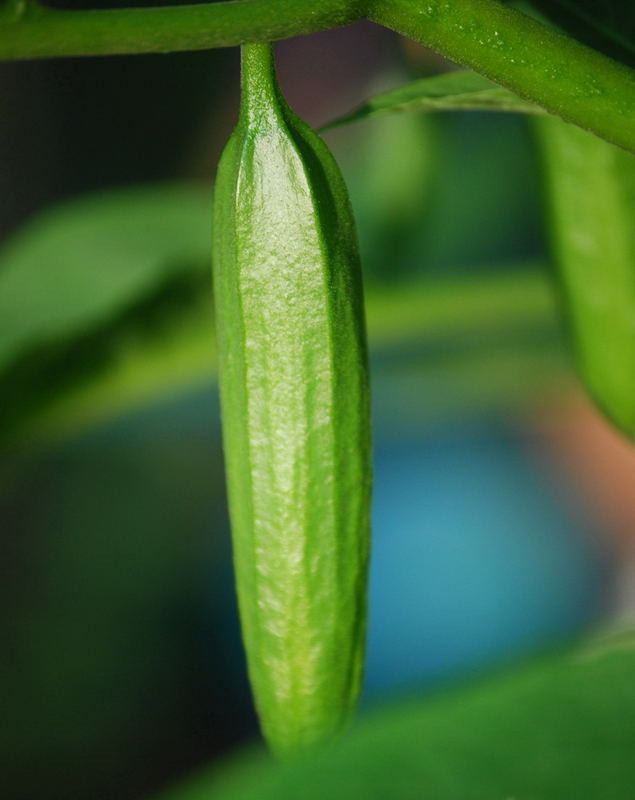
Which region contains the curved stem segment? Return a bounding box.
[368,0,635,153]
[0,0,366,60]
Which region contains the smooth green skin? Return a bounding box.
[212,43,371,757]
[2,1,635,156]
[535,115,635,437]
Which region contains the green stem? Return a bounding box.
[0,0,366,60]
[240,43,279,126]
[368,0,635,153]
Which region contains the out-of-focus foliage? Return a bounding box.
[0,183,209,372]
[343,104,543,279]
[344,109,436,281]
[0,183,212,440]
[161,632,635,800]
[535,116,635,438]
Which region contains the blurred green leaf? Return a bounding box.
[535,116,635,437]
[344,111,438,280]
[160,630,635,800]
[0,182,210,374]
[338,104,544,280]
[324,70,544,130]
[0,183,211,438]
[366,268,554,344]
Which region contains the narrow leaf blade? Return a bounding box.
[324,70,544,130]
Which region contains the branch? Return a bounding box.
[0,0,367,60]
[1,0,634,155]
[368,0,635,154]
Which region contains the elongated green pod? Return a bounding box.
[535,116,635,437]
[212,43,371,757]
